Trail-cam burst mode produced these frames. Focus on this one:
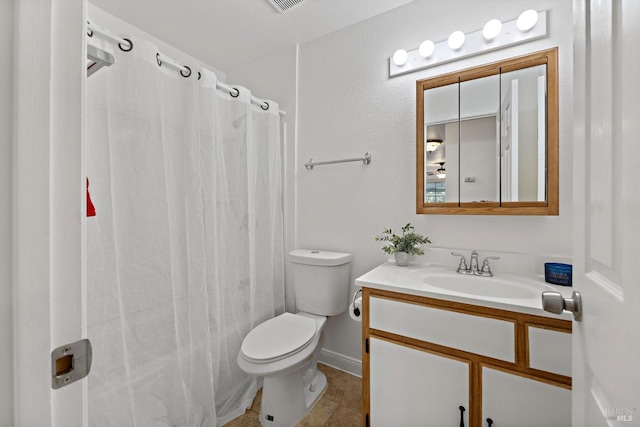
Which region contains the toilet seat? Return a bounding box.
[241,313,317,364]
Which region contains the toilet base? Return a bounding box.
[258,370,327,427]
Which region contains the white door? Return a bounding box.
[500,80,518,202]
[572,1,640,425]
[536,75,546,202]
[13,0,86,425]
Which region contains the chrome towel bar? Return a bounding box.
[305,152,371,170]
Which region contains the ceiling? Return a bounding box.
[89,0,415,71]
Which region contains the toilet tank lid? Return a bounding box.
[289,249,352,266]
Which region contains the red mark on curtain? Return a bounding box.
[87,177,96,217]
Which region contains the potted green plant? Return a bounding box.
[375,223,430,266]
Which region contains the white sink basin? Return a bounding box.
[423,272,544,299]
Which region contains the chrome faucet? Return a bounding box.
[469,250,479,274]
[451,252,470,274]
[478,256,500,277]
[451,251,500,277]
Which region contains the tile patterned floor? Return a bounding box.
[225,364,362,427]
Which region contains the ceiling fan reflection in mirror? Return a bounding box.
[426,162,446,179]
[425,138,442,152]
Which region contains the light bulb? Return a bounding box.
[517,9,538,32]
[392,49,408,66]
[483,19,502,42]
[425,139,441,152]
[418,40,435,58]
[448,31,465,51]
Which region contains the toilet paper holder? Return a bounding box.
[351,289,362,317]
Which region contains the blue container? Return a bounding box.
[545,263,572,286]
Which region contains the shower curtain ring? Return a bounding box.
[119,38,133,52]
[198,71,202,80]
[230,88,240,98]
[261,101,270,111]
[156,52,162,67]
[180,66,192,78]
[87,21,93,37]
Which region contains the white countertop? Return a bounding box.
[355,260,574,320]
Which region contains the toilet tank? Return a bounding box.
[289,249,351,316]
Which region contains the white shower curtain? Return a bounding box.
[86,39,284,426]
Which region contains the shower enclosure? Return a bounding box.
[86,34,285,426]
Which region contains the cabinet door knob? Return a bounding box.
[486,418,494,426]
[459,405,465,427]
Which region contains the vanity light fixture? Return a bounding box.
[389,10,547,77]
[418,40,435,58]
[482,19,502,42]
[517,9,539,32]
[436,162,446,179]
[447,31,465,51]
[392,49,408,66]
[425,139,442,152]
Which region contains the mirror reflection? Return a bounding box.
[417,48,558,215]
[499,65,547,202]
[460,75,500,203]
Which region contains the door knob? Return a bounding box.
[542,291,582,321]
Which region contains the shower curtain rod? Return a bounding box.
[86,21,287,116]
[88,22,133,51]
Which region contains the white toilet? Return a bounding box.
[237,249,351,427]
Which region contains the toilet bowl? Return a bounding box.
[237,249,351,427]
[237,312,327,427]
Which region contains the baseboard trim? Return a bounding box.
[318,348,362,378]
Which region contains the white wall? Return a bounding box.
[295,0,573,366]
[1,0,14,421]
[88,5,226,80]
[458,117,498,202]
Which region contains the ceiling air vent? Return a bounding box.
[266,0,308,14]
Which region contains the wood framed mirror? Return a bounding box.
[416,48,558,215]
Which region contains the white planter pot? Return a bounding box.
[394,252,410,267]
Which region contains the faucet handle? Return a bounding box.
[480,256,500,275]
[451,252,468,273]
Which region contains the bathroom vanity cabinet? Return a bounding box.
[362,288,572,427]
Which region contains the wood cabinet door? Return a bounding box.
[482,366,570,427]
[369,337,470,427]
